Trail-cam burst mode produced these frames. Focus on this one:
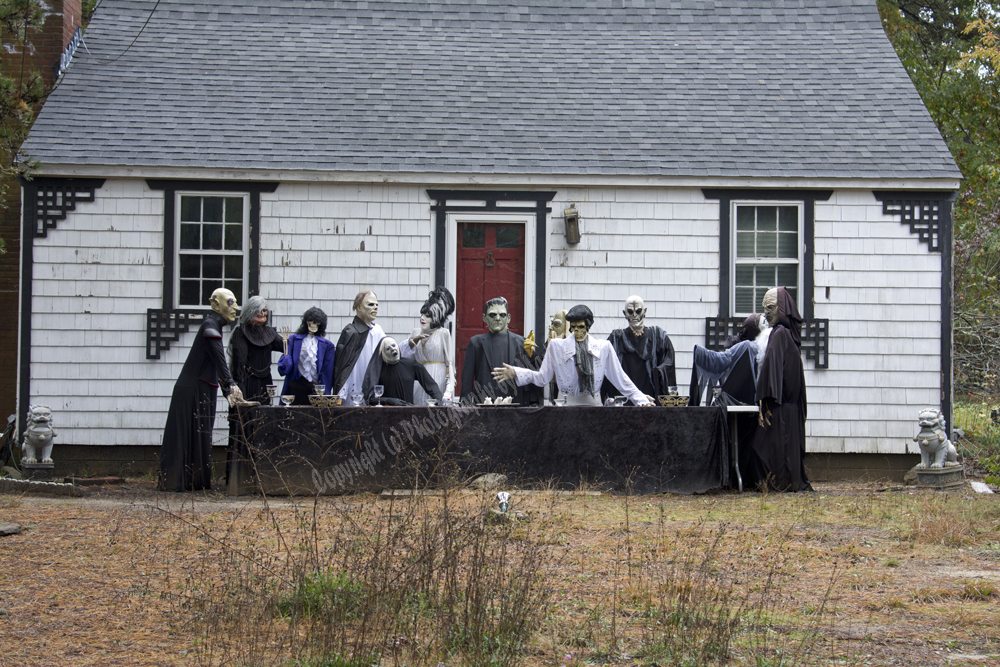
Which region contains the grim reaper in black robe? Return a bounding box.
[747,287,812,492]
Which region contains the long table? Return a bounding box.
[226,405,731,496]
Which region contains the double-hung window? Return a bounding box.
[732,202,802,316]
[175,192,249,307]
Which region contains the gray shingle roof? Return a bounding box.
[22,0,961,180]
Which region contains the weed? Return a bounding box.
[960,580,999,601]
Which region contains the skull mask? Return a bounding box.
[569,320,589,342]
[623,295,646,334]
[357,292,379,324]
[307,321,320,335]
[380,337,400,364]
[762,288,779,327]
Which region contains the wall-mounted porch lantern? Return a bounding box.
[564,204,581,244]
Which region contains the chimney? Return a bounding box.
[1,0,84,88]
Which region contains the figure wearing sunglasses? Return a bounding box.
[460,297,538,404]
[492,304,653,406]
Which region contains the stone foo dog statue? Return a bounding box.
[913,407,958,469]
[22,405,56,464]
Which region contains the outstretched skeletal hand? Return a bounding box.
[279,326,291,355]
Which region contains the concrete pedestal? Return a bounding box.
[916,465,964,490]
[22,462,55,481]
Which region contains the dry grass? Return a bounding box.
[1,482,1000,666]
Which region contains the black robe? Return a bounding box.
[601,326,676,405]
[159,312,233,492]
[227,324,283,486]
[362,355,443,405]
[747,288,811,492]
[461,331,538,405]
[332,317,372,394]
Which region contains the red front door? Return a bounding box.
[455,223,526,385]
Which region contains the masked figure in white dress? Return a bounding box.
[400,287,456,404]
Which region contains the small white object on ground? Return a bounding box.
[969,481,994,494]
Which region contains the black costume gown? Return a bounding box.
[159,312,233,492]
[747,288,812,492]
[227,323,283,485]
[461,331,540,405]
[602,326,676,405]
[333,316,373,394]
[362,356,444,405]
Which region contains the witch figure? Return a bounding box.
[159,288,243,492]
[400,287,456,404]
[228,296,284,402]
[746,287,813,492]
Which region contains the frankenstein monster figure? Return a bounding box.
[461,297,536,404]
[493,304,653,407]
[159,288,244,492]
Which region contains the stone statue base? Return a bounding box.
[22,462,55,482]
[916,465,964,490]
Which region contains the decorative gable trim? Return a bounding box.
[22,177,105,238]
[704,316,829,369]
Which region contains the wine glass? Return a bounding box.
[374,385,384,407]
[280,395,295,407]
[351,393,364,407]
[668,385,679,396]
[314,384,326,396]
[426,398,438,407]
[614,395,626,407]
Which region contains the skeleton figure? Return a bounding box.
[603,296,676,405]
[493,304,653,406]
[278,306,336,405]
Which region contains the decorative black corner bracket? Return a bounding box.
[873,191,956,253]
[147,309,209,360]
[27,178,105,238]
[705,317,829,369]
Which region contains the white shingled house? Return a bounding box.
[18,0,960,478]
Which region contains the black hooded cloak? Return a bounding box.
[362,353,444,406]
[747,287,812,492]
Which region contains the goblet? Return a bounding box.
[426,398,438,407]
[280,395,295,407]
[614,395,626,407]
[350,393,364,407]
[314,384,326,396]
[553,398,567,407]
[374,385,384,407]
[265,385,277,406]
[668,385,679,396]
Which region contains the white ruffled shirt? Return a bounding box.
[298,334,319,382]
[512,335,651,406]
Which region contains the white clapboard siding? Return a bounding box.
[27,181,943,456]
[809,190,941,454]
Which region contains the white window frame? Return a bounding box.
[729,200,804,317]
[174,191,250,309]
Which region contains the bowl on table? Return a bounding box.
[308,394,343,407]
[657,394,688,407]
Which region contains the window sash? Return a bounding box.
[730,201,803,317]
[174,192,250,308]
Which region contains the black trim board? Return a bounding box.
[18,178,106,440]
[427,190,556,338]
[873,190,957,438]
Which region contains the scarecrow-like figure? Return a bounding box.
[159,288,245,492]
[746,287,812,492]
[401,287,456,404]
[363,337,444,405]
[278,306,335,405]
[461,297,536,404]
[333,291,385,398]
[602,295,676,405]
[493,304,653,406]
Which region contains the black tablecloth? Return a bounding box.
[227,405,729,496]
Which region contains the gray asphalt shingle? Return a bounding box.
[22,0,960,180]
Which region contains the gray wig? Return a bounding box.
[239,295,269,327]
